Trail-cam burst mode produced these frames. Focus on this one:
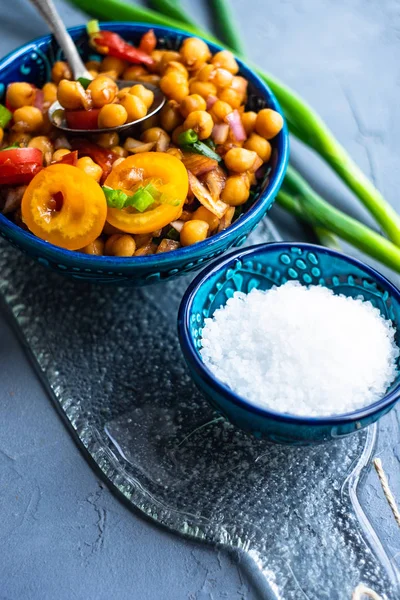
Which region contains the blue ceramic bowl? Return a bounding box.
[0,23,289,286]
[178,243,400,444]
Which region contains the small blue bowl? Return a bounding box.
[0,23,289,286]
[178,243,400,444]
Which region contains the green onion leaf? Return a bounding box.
[1,143,20,151]
[102,186,128,209]
[128,188,155,212]
[177,128,198,145]
[77,77,92,89]
[188,141,222,162]
[87,19,100,35]
[0,104,12,129]
[203,138,216,150]
[166,227,180,241]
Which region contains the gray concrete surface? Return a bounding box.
[0,1,399,599]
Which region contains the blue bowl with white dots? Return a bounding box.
[0,23,289,286]
[178,243,400,444]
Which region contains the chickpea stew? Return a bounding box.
[0,24,284,257]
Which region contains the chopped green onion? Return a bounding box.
[180,142,222,162]
[77,77,92,89]
[127,188,154,212]
[166,227,180,241]
[1,143,20,151]
[203,138,216,150]
[178,129,198,145]
[102,186,129,209]
[87,19,100,35]
[0,104,12,129]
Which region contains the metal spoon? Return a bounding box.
[29,0,165,134]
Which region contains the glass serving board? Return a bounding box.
[0,221,399,600]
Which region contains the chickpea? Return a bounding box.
[13,106,43,133]
[166,147,183,160]
[101,70,119,81]
[183,110,213,140]
[241,111,257,135]
[189,80,217,100]
[137,74,161,86]
[192,206,219,232]
[172,125,185,145]
[163,61,188,78]
[160,100,183,132]
[85,60,101,71]
[221,174,250,206]
[123,65,148,80]
[28,136,54,164]
[119,94,148,122]
[76,157,103,182]
[80,238,104,255]
[57,79,87,110]
[87,70,100,79]
[211,50,239,74]
[42,82,57,104]
[87,75,117,108]
[209,100,232,123]
[180,38,211,70]
[51,61,72,84]
[159,51,182,73]
[195,64,215,82]
[255,108,284,140]
[129,84,154,109]
[218,88,242,109]
[141,113,160,132]
[180,220,209,246]
[6,82,35,109]
[211,68,233,89]
[52,148,71,162]
[231,76,248,96]
[96,131,120,148]
[160,72,189,103]
[179,94,207,119]
[105,234,136,257]
[8,131,31,146]
[243,133,272,162]
[111,145,128,158]
[100,56,128,76]
[0,128,3,145]
[141,127,170,151]
[98,104,128,128]
[224,147,257,173]
[148,50,164,73]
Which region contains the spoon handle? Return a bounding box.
[29,0,92,80]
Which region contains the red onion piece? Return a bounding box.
[226,110,247,142]
[206,94,218,110]
[170,220,184,232]
[255,165,265,179]
[212,123,229,144]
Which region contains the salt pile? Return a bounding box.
[200,282,399,416]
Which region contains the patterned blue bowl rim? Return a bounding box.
[178,242,400,425]
[0,22,289,269]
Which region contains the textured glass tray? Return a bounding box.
[0,221,399,600]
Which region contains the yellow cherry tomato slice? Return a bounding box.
[21,164,107,251]
[105,152,189,234]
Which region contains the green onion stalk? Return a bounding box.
[276,167,400,274]
[67,0,400,245]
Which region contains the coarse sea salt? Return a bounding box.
[200,281,399,417]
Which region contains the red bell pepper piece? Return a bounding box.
[139,29,157,54]
[0,148,43,185]
[90,30,154,66]
[65,109,100,130]
[56,150,79,166]
[71,140,118,182]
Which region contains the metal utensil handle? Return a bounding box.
[28,0,91,80]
